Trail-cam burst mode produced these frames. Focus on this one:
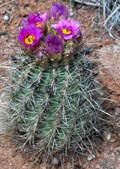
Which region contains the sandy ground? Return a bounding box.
[0,0,120,168]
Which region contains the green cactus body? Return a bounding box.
[10,52,103,160]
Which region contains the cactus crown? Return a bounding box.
[17,2,81,66]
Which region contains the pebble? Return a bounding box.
[42,167,46,169]
[51,158,59,166]
[3,15,9,21]
[87,154,95,161]
[104,130,111,141]
[1,35,5,39]
[115,107,120,115]
[69,8,74,17]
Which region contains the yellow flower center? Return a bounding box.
[62,28,71,35]
[24,35,35,44]
[36,22,41,28]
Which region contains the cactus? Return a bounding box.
[8,2,106,164]
[9,49,104,161]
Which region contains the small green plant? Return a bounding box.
[9,2,106,164]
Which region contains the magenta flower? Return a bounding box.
[50,2,68,19]
[23,12,48,31]
[51,19,80,40]
[18,25,42,47]
[45,34,64,57]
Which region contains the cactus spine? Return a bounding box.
[10,51,103,161]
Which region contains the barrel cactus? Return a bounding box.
[9,2,105,164]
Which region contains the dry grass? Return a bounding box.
[0,92,10,134]
[74,0,120,40]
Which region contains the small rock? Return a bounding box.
[51,158,59,166]
[42,167,46,169]
[115,107,120,116]
[3,15,9,21]
[87,154,95,161]
[69,8,74,17]
[1,35,5,39]
[104,130,111,141]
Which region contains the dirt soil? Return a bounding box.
[0,0,120,169]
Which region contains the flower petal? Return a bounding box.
[50,2,68,19]
[51,19,81,40]
[18,25,42,47]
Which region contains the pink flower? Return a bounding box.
[23,12,48,31]
[45,34,64,57]
[50,2,68,19]
[18,25,42,48]
[51,19,80,40]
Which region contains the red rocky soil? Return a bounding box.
[0,0,120,169]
